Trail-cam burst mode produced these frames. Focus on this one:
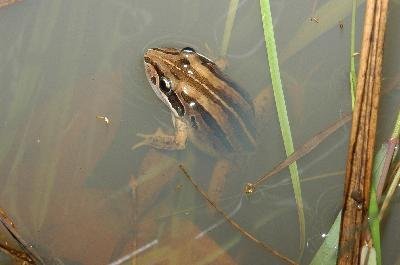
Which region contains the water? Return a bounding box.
[0,0,399,264]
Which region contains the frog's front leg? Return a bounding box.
[132,116,188,151]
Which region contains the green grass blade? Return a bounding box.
[259,0,305,257]
[309,212,341,265]
[379,167,400,221]
[368,187,381,265]
[391,110,400,139]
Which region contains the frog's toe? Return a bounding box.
[132,128,183,151]
[131,133,152,150]
[131,140,145,150]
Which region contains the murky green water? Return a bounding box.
[0,0,399,264]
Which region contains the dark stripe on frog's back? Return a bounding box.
[197,55,253,107]
[180,93,234,153]
[172,60,256,145]
[181,92,255,153]
[191,58,256,139]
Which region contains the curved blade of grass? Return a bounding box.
[393,110,400,138]
[379,165,400,221]
[259,0,305,258]
[378,111,400,221]
[220,0,240,57]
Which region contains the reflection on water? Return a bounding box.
[0,0,399,264]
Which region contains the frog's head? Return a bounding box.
[143,47,205,118]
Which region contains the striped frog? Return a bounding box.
[133,47,258,157]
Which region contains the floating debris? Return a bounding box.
[309,16,319,23]
[96,115,110,125]
[244,183,255,195]
[339,20,344,29]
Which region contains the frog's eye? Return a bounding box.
[159,76,172,95]
[181,47,196,53]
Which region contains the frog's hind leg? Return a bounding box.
[132,117,188,151]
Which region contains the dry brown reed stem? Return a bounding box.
[178,165,298,265]
[337,0,389,264]
[0,208,44,264]
[0,242,35,264]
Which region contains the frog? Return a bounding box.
[132,46,275,202]
[132,47,259,157]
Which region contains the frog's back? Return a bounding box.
[175,53,256,156]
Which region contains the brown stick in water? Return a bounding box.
[179,165,298,265]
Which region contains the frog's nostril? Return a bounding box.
[150,76,156,85]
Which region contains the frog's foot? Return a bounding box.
[132,128,187,151]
